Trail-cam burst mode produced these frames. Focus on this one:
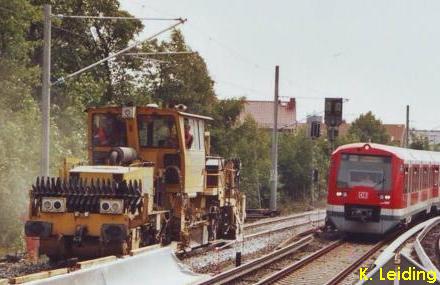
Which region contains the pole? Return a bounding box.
[406,105,410,148]
[41,4,51,177]
[270,66,279,211]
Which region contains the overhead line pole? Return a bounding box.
[270,65,279,212]
[406,105,410,148]
[40,4,51,177]
[39,4,186,175]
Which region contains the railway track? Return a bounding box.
[198,229,401,285]
[196,234,319,285]
[419,223,440,270]
[0,211,326,283]
[256,230,401,285]
[181,210,325,259]
[243,210,325,234]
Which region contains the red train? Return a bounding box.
[326,143,440,234]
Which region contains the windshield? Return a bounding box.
[337,154,391,191]
[92,114,127,147]
[138,115,178,148]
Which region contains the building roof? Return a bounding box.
[383,124,406,143]
[240,99,296,129]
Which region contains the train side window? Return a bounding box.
[434,166,439,187]
[413,167,419,192]
[423,168,428,189]
[429,167,432,188]
[404,166,409,193]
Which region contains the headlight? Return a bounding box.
[100,199,124,214]
[41,197,66,213]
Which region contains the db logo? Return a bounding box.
[358,192,368,199]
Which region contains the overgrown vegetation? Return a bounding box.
[0,0,416,249]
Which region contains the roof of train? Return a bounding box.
[334,143,440,164]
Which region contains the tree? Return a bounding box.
[227,117,271,208]
[0,0,41,247]
[409,132,430,150]
[278,129,314,200]
[348,111,390,144]
[144,30,217,115]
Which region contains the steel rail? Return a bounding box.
[414,217,440,278]
[244,210,325,230]
[324,241,387,285]
[196,235,315,285]
[254,240,344,285]
[216,217,324,251]
[324,228,407,285]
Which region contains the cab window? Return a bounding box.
[92,114,127,147]
[337,154,391,191]
[138,115,178,148]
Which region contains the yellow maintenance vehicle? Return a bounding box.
[25,104,245,260]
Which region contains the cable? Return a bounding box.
[123,51,196,56]
[52,18,187,85]
[53,14,182,21]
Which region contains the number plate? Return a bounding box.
[358,192,369,199]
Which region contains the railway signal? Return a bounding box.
[324,98,344,148]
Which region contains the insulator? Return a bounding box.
[46,177,50,194]
[106,179,112,194]
[128,180,134,196]
[111,181,117,196]
[41,177,47,194]
[119,181,127,196]
[35,177,41,195]
[55,178,62,194]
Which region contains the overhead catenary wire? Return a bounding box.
[51,18,187,86]
[53,14,182,21]
[123,51,196,56]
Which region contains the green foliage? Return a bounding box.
[409,132,430,150]
[0,0,147,248]
[278,129,314,200]
[223,117,271,208]
[0,0,41,248]
[348,111,390,144]
[144,30,217,115]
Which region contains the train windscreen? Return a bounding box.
[337,154,391,191]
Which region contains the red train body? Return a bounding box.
[326,143,440,234]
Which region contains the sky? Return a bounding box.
[120,0,440,129]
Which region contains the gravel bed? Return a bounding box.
[0,259,52,279]
[181,223,319,274]
[230,239,330,285]
[421,223,440,269]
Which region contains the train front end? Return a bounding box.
[326,143,402,234]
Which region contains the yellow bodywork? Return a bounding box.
[30,213,128,237]
[26,105,245,258]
